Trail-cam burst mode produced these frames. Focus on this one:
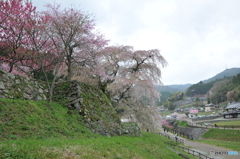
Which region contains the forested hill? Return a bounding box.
[185,68,240,97]
[203,68,240,83]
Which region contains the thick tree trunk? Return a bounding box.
[66,54,72,81]
[67,65,72,81]
[8,63,14,73]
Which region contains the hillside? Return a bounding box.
[0,98,93,140]
[203,67,240,83]
[161,68,240,107]
[0,98,186,159]
[185,68,240,97]
[0,70,143,136]
[0,71,185,158]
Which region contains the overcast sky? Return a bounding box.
[31,0,240,85]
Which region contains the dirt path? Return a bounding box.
[161,129,239,159]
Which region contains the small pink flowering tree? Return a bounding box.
[161,119,173,129]
[0,0,67,101]
[24,12,66,102]
[0,0,37,73]
[42,3,108,81]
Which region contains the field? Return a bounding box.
[197,127,240,151]
[211,120,240,127]
[1,132,199,159]
[0,133,191,159]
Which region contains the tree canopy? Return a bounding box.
[0,0,167,108]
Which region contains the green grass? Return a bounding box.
[196,128,240,151]
[201,129,240,142]
[197,140,240,151]
[0,98,188,158]
[176,121,189,127]
[0,132,186,159]
[211,120,240,127]
[165,142,198,159]
[0,98,95,140]
[173,148,197,159]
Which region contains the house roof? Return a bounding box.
[205,103,214,107]
[225,102,240,110]
[223,110,240,115]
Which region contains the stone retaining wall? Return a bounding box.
[0,71,141,137]
[53,80,141,137]
[172,122,208,140]
[0,70,47,100]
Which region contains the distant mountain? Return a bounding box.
[155,84,192,93]
[155,67,240,94]
[166,84,193,91]
[155,85,181,93]
[203,68,240,83]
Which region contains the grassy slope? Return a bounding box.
[197,128,240,151]
[0,98,93,140]
[201,128,240,142]
[0,98,184,159]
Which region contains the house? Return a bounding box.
[225,102,240,111]
[205,103,215,112]
[223,102,240,118]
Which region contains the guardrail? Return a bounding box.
[165,141,213,159]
